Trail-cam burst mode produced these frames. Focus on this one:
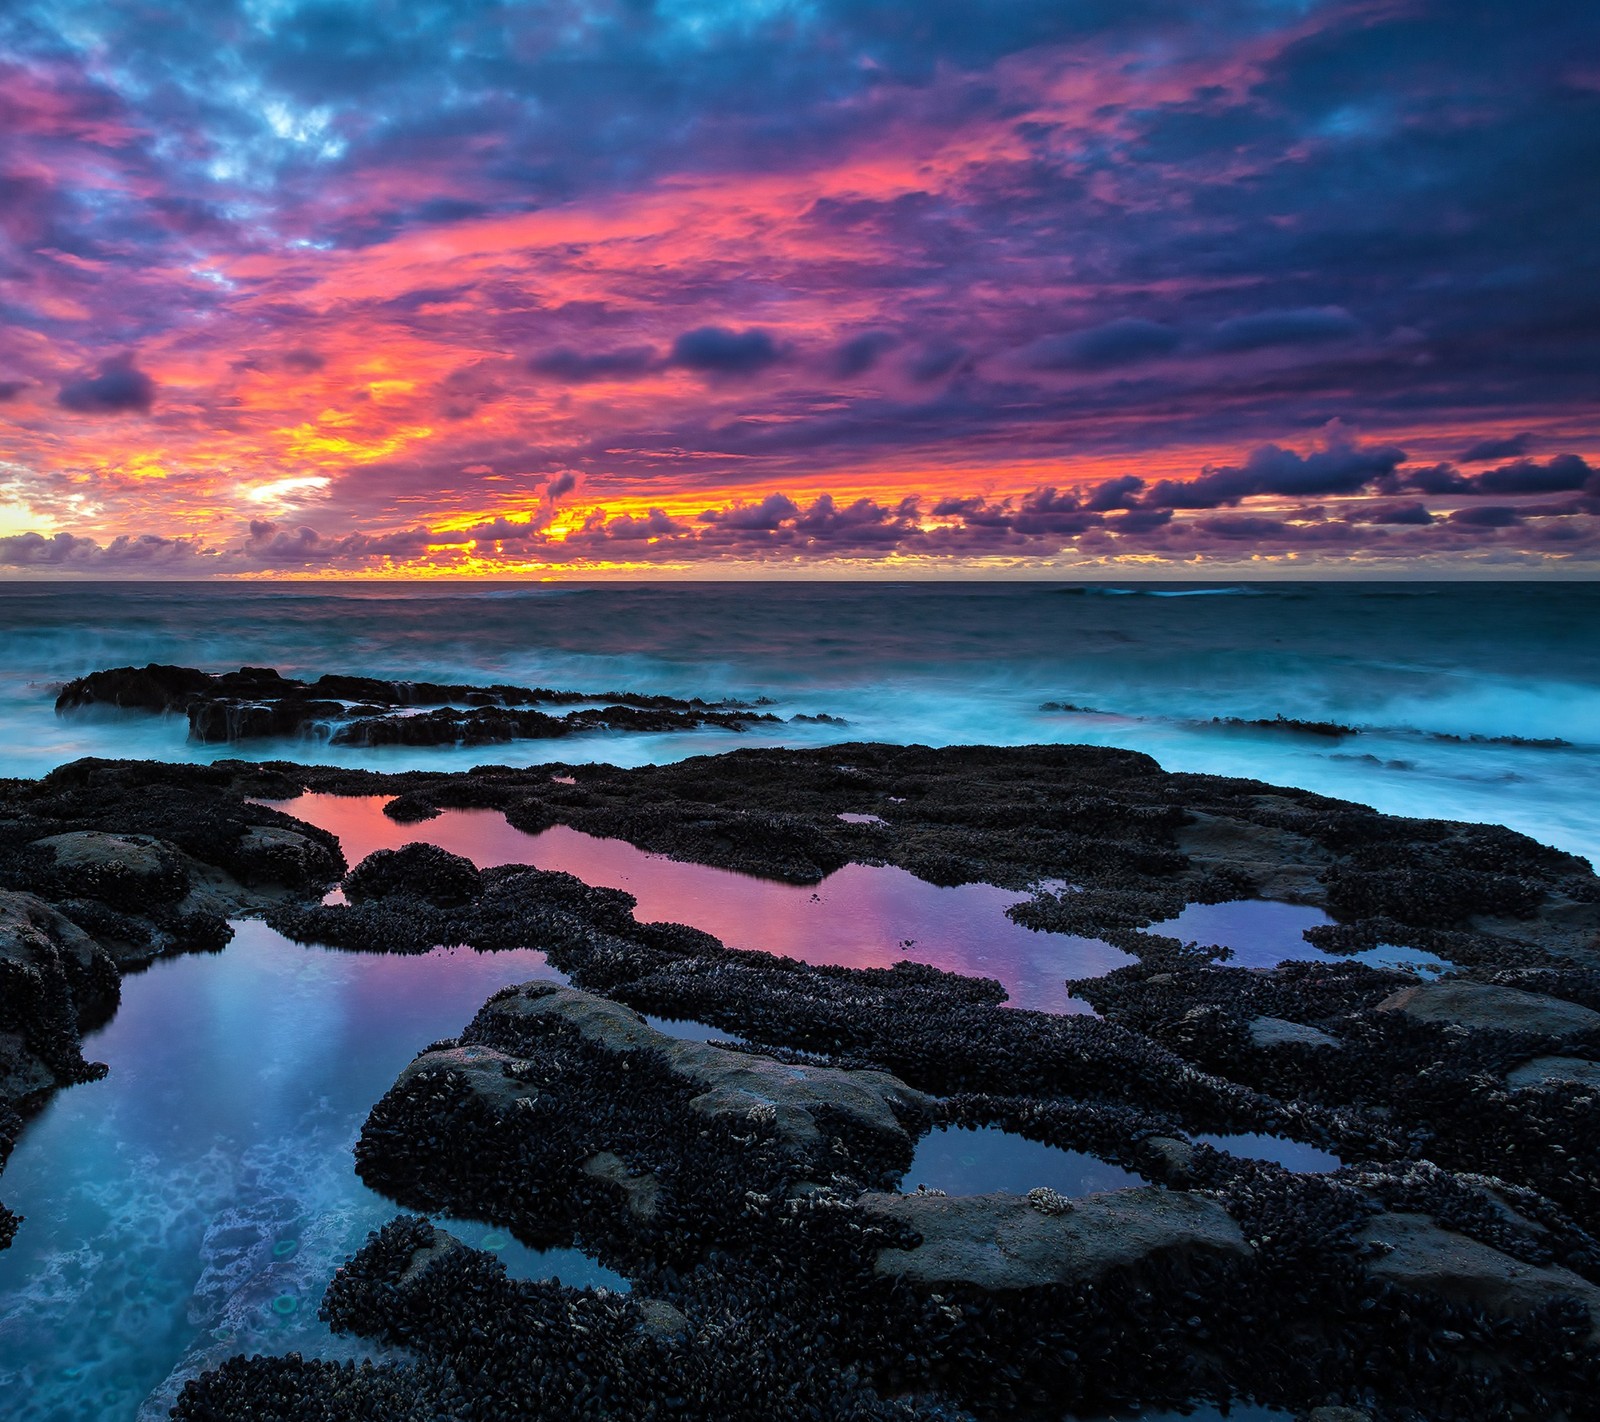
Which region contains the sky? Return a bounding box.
[0,0,1596,577]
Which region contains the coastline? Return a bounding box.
[3,744,1599,1419]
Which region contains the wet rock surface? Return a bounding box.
[56,662,783,747]
[2,745,1600,1418]
[859,1187,1250,1290]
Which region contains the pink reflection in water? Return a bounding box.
[264,794,1132,1013]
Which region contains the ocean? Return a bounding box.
[2,577,1597,1419]
[1,579,1596,865]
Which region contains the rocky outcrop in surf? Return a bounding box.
[54,663,786,747]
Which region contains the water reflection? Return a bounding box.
[1195,1133,1343,1173]
[1150,898,1456,977]
[428,1217,629,1291]
[0,922,568,1422]
[1147,900,1333,969]
[903,1125,1145,1198]
[267,794,1134,1014]
[641,1014,744,1043]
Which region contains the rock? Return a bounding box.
[0,889,119,1102]
[636,1299,689,1339]
[1359,1212,1600,1341]
[1140,1135,1198,1180]
[233,825,341,891]
[1247,1015,1341,1050]
[860,1187,1250,1292]
[344,843,482,907]
[1506,1055,1600,1091]
[583,1151,660,1220]
[31,830,189,904]
[1377,981,1600,1038]
[1307,1409,1372,1422]
[1175,810,1330,902]
[470,984,934,1157]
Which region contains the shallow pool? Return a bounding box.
[267,794,1135,1014]
[429,1216,629,1291]
[1195,1132,1343,1173]
[1150,898,1456,977]
[0,922,571,1422]
[903,1124,1145,1198]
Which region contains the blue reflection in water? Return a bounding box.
[0,922,576,1422]
[904,1125,1144,1198]
[1196,1133,1343,1173]
[430,1217,630,1292]
[1147,900,1334,969]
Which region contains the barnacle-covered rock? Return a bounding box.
[1378,981,1600,1038]
[860,1187,1250,1291]
[1358,1211,1600,1340]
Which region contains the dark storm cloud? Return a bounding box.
[1140,435,1407,510]
[1395,454,1593,497]
[1473,454,1592,495]
[1351,502,1436,526]
[1027,319,1181,371]
[1459,432,1536,463]
[1202,307,1362,354]
[669,327,782,378]
[1084,475,1145,512]
[528,345,661,383]
[1449,505,1522,528]
[830,332,897,378]
[0,530,204,567]
[56,354,155,414]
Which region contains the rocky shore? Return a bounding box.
[2,742,1599,1419]
[55,662,792,747]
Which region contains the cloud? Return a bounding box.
[1027,319,1181,371]
[545,471,577,500]
[281,347,326,373]
[1458,432,1535,462]
[0,0,1596,573]
[1350,501,1435,525]
[669,327,782,378]
[1140,430,1407,509]
[701,493,800,530]
[1449,505,1522,527]
[830,332,897,377]
[1472,454,1591,495]
[0,531,205,568]
[1203,307,1362,353]
[56,354,156,414]
[905,342,972,382]
[1396,454,1593,496]
[1084,475,1145,511]
[528,345,661,383]
[0,381,26,402]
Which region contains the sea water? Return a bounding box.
[1,579,1597,1416]
[0,580,1594,865]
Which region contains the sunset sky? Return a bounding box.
[0,0,1596,576]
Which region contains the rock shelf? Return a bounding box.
[0,744,1598,1418]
